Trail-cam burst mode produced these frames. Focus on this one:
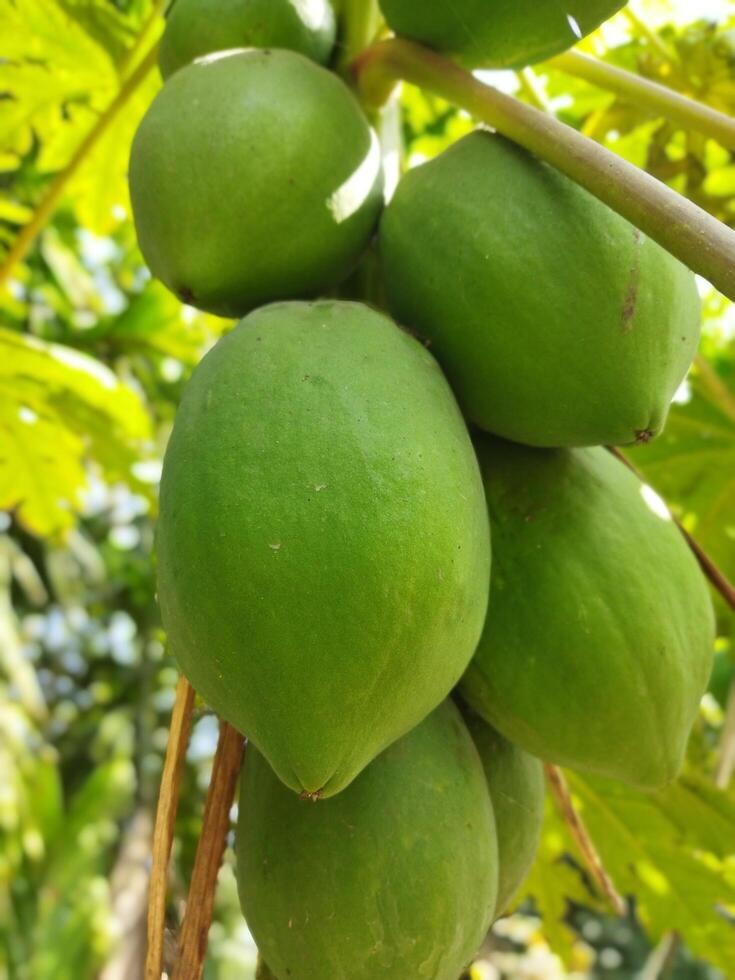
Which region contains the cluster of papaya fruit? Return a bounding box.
[129,1,716,977]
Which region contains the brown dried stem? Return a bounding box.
[545,764,626,917]
[145,676,196,980]
[171,721,245,980]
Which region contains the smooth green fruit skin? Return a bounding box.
[379,0,626,68]
[157,301,491,798]
[130,50,383,318]
[380,132,700,448]
[236,700,498,980]
[159,0,336,79]
[461,703,544,916]
[460,436,714,789]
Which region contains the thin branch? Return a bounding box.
[640,930,681,980]
[623,7,681,67]
[171,721,245,980]
[353,39,735,303]
[516,67,551,113]
[334,0,384,77]
[0,43,159,290]
[715,677,735,789]
[145,676,196,980]
[545,764,626,917]
[546,50,735,151]
[101,809,153,980]
[609,447,735,610]
[118,0,166,80]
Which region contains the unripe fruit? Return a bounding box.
[380,132,700,448]
[157,300,491,798]
[461,704,544,915]
[460,434,715,789]
[379,0,627,68]
[159,0,336,79]
[130,50,383,317]
[237,701,498,980]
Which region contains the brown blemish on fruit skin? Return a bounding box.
[177,285,197,305]
[299,789,323,802]
[635,429,654,445]
[622,228,643,332]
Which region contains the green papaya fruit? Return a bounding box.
[159,0,336,79]
[129,50,383,317]
[380,132,700,448]
[236,700,498,980]
[378,0,626,68]
[460,435,715,789]
[461,703,544,916]
[157,300,491,798]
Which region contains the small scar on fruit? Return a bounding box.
[177,285,196,304]
[635,429,653,444]
[299,789,323,802]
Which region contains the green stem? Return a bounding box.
[547,49,735,150]
[354,39,735,303]
[118,0,166,79]
[0,44,159,291]
[335,0,383,77]
[516,66,551,113]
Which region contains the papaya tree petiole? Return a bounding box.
[353,38,735,303]
[546,49,735,152]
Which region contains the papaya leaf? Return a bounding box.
[0,0,118,169]
[0,328,152,538]
[563,771,735,973]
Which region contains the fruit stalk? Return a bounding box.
[0,43,160,291]
[546,49,735,151]
[334,0,383,76]
[545,764,626,917]
[353,38,735,302]
[146,676,196,980]
[171,721,245,980]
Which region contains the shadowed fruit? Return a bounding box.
[460,703,544,916]
[157,300,491,798]
[236,700,498,980]
[380,132,700,448]
[460,435,714,789]
[159,0,336,79]
[379,0,626,68]
[130,49,383,317]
